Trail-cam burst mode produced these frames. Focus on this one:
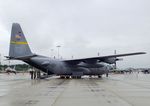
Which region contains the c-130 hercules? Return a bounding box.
[7,23,146,78]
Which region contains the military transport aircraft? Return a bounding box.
[6,23,146,78]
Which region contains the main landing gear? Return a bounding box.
[60,76,71,79]
[60,76,81,79]
[71,76,81,79]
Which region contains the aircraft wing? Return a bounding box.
[63,52,146,65]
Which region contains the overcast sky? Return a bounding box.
[0,0,149,68]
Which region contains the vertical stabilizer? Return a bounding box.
[9,23,32,58]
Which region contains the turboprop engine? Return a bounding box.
[104,57,122,64]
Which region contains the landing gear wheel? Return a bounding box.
[60,76,65,79]
[98,75,102,78]
[66,76,70,79]
[77,76,81,79]
[71,76,81,79]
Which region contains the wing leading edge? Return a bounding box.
[63,52,146,65]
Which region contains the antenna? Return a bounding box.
[114,50,117,69]
[98,52,100,56]
[56,45,61,59]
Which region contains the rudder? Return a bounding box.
[9,23,32,58]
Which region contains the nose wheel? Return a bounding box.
[71,76,81,79]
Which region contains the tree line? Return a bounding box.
[0,64,32,71]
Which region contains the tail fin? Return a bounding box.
[9,23,32,58]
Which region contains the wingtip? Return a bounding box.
[139,52,146,54]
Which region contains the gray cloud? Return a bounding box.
[0,0,150,68]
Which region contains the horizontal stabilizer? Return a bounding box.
[5,54,37,60]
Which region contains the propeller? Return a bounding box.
[113,50,123,70]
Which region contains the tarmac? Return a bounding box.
[0,72,150,106]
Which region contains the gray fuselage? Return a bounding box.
[24,55,108,76]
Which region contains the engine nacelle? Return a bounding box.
[104,57,116,64]
[76,67,91,74]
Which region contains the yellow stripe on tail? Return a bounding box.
[11,41,28,45]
